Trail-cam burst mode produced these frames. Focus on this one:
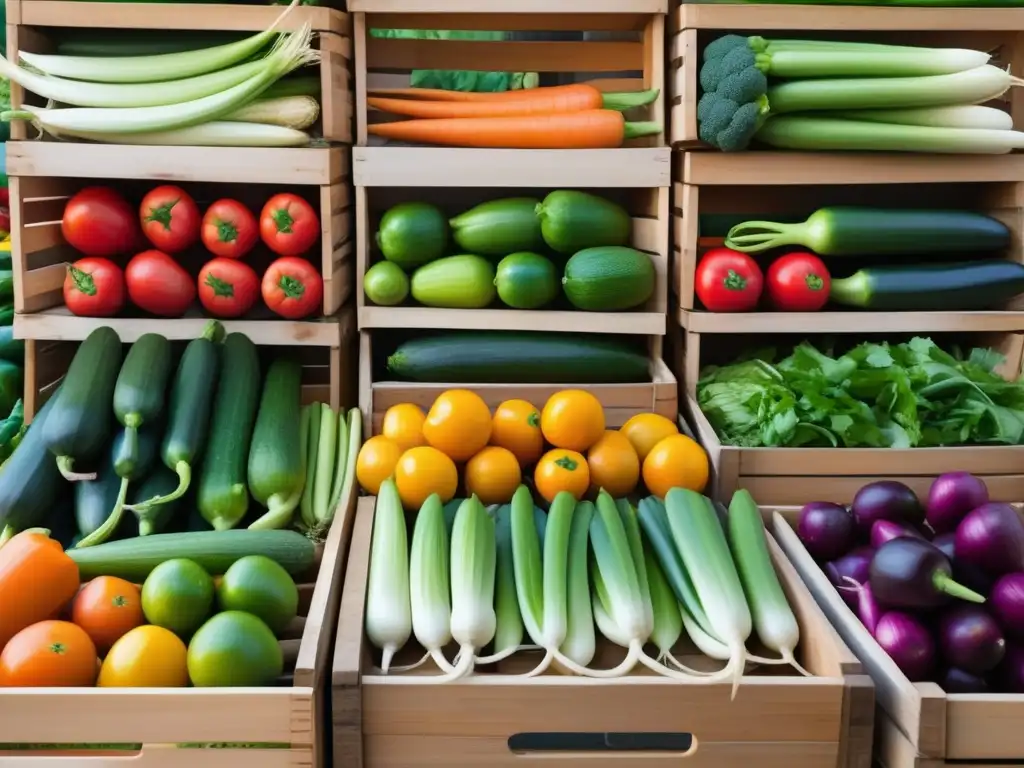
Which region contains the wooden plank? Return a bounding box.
[676,4,1024,31]
[353,0,666,13]
[679,309,1024,334]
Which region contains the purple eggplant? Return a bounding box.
[996,644,1024,693]
[875,611,936,682]
[826,546,874,607]
[941,667,989,693]
[837,577,882,635]
[955,503,1024,577]
[852,481,924,531]
[798,501,856,561]
[930,532,993,595]
[927,473,989,535]
[871,519,925,549]
[870,537,985,609]
[938,605,1006,675]
[990,573,1024,642]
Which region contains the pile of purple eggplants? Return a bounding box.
[796,473,1024,691]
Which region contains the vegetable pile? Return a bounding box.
[366,83,662,149]
[697,207,1021,313]
[365,191,655,313]
[62,184,323,320]
[698,336,1024,448]
[0,2,324,147]
[698,35,1024,153]
[365,480,807,695]
[795,475,1024,690]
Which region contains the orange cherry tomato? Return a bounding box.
[587,430,640,497]
[0,621,98,687]
[381,403,428,453]
[534,449,589,503]
[619,413,679,463]
[490,399,544,467]
[356,436,402,496]
[465,446,521,505]
[394,446,458,510]
[422,389,492,462]
[541,390,605,452]
[642,434,709,498]
[71,577,144,653]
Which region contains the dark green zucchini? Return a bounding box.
[0,306,13,326]
[113,333,173,477]
[112,422,161,481]
[74,458,123,540]
[0,325,24,363]
[42,326,122,481]
[131,465,185,536]
[386,332,650,383]
[830,260,1024,311]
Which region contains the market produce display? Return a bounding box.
[794,475,1024,690]
[365,191,656,312]
[0,3,325,147]
[62,184,323,320]
[698,35,1024,153]
[365,84,662,148]
[697,336,1024,447]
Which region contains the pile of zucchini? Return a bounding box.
[0,321,361,559]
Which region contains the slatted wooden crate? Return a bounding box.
[332,494,874,768]
[356,186,669,335]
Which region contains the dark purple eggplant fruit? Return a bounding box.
[930,532,993,595]
[941,667,989,693]
[955,503,1024,577]
[938,605,1006,675]
[852,481,924,531]
[870,537,985,609]
[927,472,989,535]
[798,501,856,561]
[875,611,936,682]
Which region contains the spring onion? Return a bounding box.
[408,494,459,677]
[474,504,526,666]
[365,477,411,673]
[226,95,320,129]
[27,121,311,147]
[446,496,497,680]
[557,500,596,669]
[835,105,1013,130]
[312,406,336,523]
[331,409,362,521]
[325,408,350,518]
[299,403,321,531]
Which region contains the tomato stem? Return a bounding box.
[723,269,748,291]
[805,274,825,291]
[272,206,295,234]
[278,274,306,299]
[216,219,239,244]
[145,199,178,232]
[554,455,578,471]
[205,272,235,298]
[527,411,540,427]
[68,265,97,296]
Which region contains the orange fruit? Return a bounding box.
[71,576,144,653]
[540,390,605,452]
[465,446,522,505]
[0,621,98,687]
[356,436,402,495]
[382,403,427,452]
[394,446,458,510]
[587,430,640,497]
[490,399,544,466]
[534,449,590,503]
[642,434,709,498]
[422,389,492,462]
[620,413,679,463]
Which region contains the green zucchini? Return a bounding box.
[247,357,304,530]
[830,260,1024,311]
[724,207,1012,256]
[562,246,656,311]
[113,333,173,477]
[131,465,185,536]
[197,333,261,532]
[0,325,24,363]
[74,459,123,540]
[536,190,631,255]
[0,270,13,303]
[449,197,543,256]
[42,326,122,481]
[386,332,650,383]
[0,306,13,326]
[53,29,249,57]
[131,321,224,512]
[66,529,317,581]
[0,385,66,532]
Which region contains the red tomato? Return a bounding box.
[201,199,258,259]
[198,258,260,318]
[694,247,763,312]
[766,252,831,312]
[125,250,195,317]
[139,185,200,254]
[62,187,138,258]
[0,189,10,236]
[262,257,323,319]
[63,257,126,317]
[260,194,319,257]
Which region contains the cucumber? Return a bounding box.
[112,333,173,476]
[131,465,185,536]
[42,326,122,481]
[0,325,24,363]
[829,260,1024,311]
[495,252,558,309]
[563,247,656,311]
[66,529,317,581]
[133,321,224,511]
[449,197,543,256]
[536,190,631,255]
[197,333,261,532]
[248,358,304,530]
[386,332,649,383]
[410,254,496,309]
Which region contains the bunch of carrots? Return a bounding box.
[366,83,662,149]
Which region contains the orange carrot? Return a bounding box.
[367,110,662,149]
[367,84,659,109]
[368,87,659,119]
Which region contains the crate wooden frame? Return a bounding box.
[669,5,1024,149]
[331,494,874,768]
[355,186,669,335]
[673,178,1024,332]
[6,3,353,146]
[357,330,676,437]
[676,330,1024,505]
[350,10,670,188]
[771,506,1024,763]
[10,171,354,331]
[348,0,667,14]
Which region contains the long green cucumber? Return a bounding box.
[449,197,543,256]
[112,333,173,477]
[248,358,304,530]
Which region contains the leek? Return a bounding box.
[30,121,311,147]
[446,496,497,680]
[226,95,319,129]
[557,500,596,668]
[756,49,989,79]
[365,477,411,673]
[478,504,524,665]
[408,494,458,676]
[299,402,321,530]
[326,408,351,518]
[644,540,713,675]
[312,406,336,523]
[332,409,362,521]
[834,105,1013,130]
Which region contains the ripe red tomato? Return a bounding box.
[63,257,126,317]
[262,257,323,319]
[201,199,258,259]
[139,185,200,254]
[695,247,763,312]
[125,250,195,317]
[766,252,831,312]
[62,187,138,258]
[260,193,319,257]
[198,258,260,318]
[0,189,10,236]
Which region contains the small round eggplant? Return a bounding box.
[875,611,936,682]
[798,501,856,561]
[955,503,1024,577]
[991,573,1024,643]
[930,532,993,595]
[852,481,924,531]
[941,667,989,693]
[870,537,985,609]
[938,605,1006,675]
[927,472,989,535]
[870,519,925,549]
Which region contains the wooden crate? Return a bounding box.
[6,3,352,145]
[331,494,874,768]
[771,507,1024,763]
[351,10,670,188]
[357,330,676,436]
[348,0,666,14]
[673,178,1024,332]
[10,172,354,331]
[669,5,1024,148]
[677,330,1024,505]
[355,186,669,335]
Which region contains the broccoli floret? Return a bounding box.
[702,34,747,63]
[698,95,769,152]
[716,67,768,106]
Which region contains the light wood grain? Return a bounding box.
[351,0,666,12]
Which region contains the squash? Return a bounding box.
[0,532,81,649]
